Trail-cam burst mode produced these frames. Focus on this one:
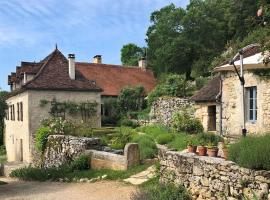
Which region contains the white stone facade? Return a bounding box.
[5,90,101,163]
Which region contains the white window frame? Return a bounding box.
[246,86,257,123]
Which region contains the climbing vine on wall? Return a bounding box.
[251,68,270,80]
[39,98,98,118]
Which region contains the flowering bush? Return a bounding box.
[41,117,75,135]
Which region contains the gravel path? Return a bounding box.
[0,178,136,200]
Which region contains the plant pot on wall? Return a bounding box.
[187,145,197,153]
[197,146,207,156]
[207,147,218,157]
[222,148,228,160]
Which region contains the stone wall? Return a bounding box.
[150,97,193,126]
[43,135,101,168]
[87,143,140,170]
[159,147,270,200]
[221,71,270,136]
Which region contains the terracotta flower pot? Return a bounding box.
[207,147,218,157]
[222,148,228,160]
[187,145,197,153]
[197,146,207,156]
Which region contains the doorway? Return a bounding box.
[208,106,216,131]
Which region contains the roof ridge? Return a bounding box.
[76,62,146,69]
[23,49,60,88]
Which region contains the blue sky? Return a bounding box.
[0,0,189,91]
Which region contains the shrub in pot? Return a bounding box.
[197,141,207,156]
[186,139,197,153]
[207,142,218,157]
[222,140,230,160]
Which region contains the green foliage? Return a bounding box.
[10,165,71,181]
[147,74,194,106]
[117,86,146,114]
[121,43,145,66]
[195,77,209,90]
[0,91,8,145]
[11,163,150,182]
[172,110,203,134]
[228,134,270,170]
[35,127,51,152]
[132,134,158,159]
[0,145,6,163]
[101,116,118,126]
[156,134,174,145]
[41,117,75,135]
[119,118,138,128]
[137,125,171,138]
[70,155,90,171]
[131,177,191,200]
[197,132,224,146]
[167,133,192,151]
[110,127,136,149]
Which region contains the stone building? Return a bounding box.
[5,47,156,163]
[192,45,270,136]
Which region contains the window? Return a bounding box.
[6,107,9,120]
[10,105,15,121]
[20,102,23,121]
[246,87,257,122]
[17,102,23,121]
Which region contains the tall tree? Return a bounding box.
[0,91,8,145]
[121,43,144,66]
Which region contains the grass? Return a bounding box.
[0,145,6,163]
[10,163,151,182]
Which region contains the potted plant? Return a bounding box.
[207,142,218,157]
[197,140,207,156]
[186,139,197,153]
[222,140,230,160]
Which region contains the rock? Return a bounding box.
[101,175,108,179]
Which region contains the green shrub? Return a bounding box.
[70,155,90,171]
[131,178,191,200]
[120,118,138,128]
[156,134,174,145]
[35,126,51,152]
[167,133,190,151]
[110,127,137,149]
[41,117,74,135]
[132,135,157,159]
[197,132,223,146]
[228,134,270,170]
[172,110,203,134]
[10,165,71,181]
[137,125,171,138]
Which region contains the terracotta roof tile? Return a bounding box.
[76,63,156,96]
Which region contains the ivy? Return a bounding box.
[39,98,98,117]
[250,68,270,80]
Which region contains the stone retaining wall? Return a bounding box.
[159,147,270,200]
[86,143,140,170]
[43,135,101,168]
[150,97,193,126]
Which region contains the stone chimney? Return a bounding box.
[68,54,75,80]
[93,55,102,64]
[138,57,146,69]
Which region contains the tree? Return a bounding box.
[117,86,145,113]
[121,43,144,66]
[0,91,8,145]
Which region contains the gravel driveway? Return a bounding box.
[0,178,136,200]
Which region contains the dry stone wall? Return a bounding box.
[159,147,270,200]
[43,135,101,168]
[150,97,193,126]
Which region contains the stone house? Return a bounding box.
[5,47,156,163]
[192,45,270,137]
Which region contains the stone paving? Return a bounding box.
[124,165,156,185]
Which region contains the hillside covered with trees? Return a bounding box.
[121,0,270,81]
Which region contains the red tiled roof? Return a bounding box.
[76,63,156,96]
[23,49,101,92]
